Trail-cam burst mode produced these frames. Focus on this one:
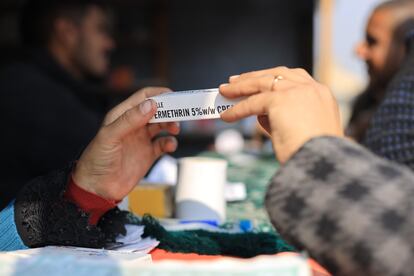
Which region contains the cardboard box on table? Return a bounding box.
[128,183,174,218]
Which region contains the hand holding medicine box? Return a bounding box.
[148,88,242,123]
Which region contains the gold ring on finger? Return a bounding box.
[271,75,284,90]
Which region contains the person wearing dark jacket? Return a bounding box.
[364,19,414,170]
[347,0,414,142]
[0,0,115,209]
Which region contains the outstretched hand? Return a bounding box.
[73,87,180,201]
[220,67,343,163]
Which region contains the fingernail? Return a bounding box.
[219,83,228,89]
[140,100,153,114]
[229,75,240,81]
[169,137,178,149]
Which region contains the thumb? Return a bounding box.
[105,99,156,139]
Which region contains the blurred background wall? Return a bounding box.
[0,0,314,156]
[0,0,313,89]
[0,0,387,155]
[314,0,385,124]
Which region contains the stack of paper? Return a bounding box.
[0,224,159,267]
[2,246,152,262]
[0,246,151,276]
[108,224,159,254]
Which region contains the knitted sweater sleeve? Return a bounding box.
[266,137,414,276]
[0,200,27,251]
[0,164,129,251]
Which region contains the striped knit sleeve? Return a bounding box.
[0,200,27,251]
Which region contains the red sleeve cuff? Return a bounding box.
[64,176,120,225]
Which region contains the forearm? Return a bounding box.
[266,137,414,276]
[13,164,106,248]
[1,164,128,250]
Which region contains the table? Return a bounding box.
[199,151,279,232]
[0,151,332,275]
[0,249,318,276]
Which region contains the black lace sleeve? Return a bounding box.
[13,163,127,248]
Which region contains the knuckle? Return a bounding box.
[96,126,111,142]
[259,75,273,90]
[294,68,308,75]
[318,83,330,94]
[309,84,319,94]
[239,82,251,95]
[122,109,136,126]
[294,83,313,95]
[240,72,249,79]
[315,84,335,100]
[103,110,117,126]
[276,66,288,70]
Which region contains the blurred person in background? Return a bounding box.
[347,0,414,142]
[0,0,115,208]
[363,16,414,170]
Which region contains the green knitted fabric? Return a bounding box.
[138,214,295,258]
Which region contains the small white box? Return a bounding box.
[148,88,241,123]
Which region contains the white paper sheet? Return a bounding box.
[108,224,159,254]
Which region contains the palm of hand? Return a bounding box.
[89,127,157,201]
[73,87,178,201]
